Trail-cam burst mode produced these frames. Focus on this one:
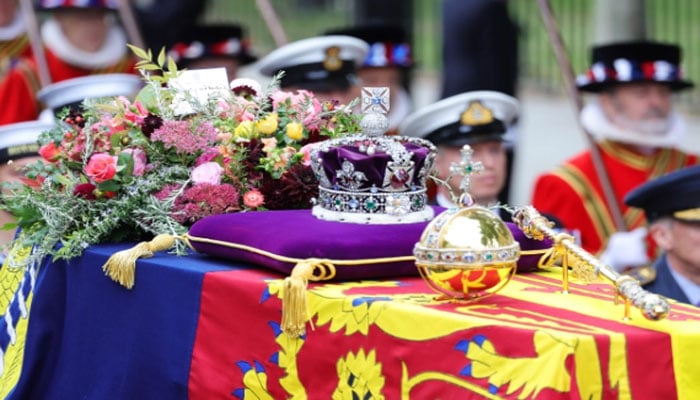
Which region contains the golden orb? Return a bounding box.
[414,206,520,300]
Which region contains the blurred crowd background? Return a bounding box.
[151,0,700,111]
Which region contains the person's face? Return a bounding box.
[358,66,404,105]
[0,0,18,27]
[358,67,401,90]
[186,58,241,82]
[54,9,110,53]
[650,218,700,275]
[0,156,40,195]
[435,141,507,205]
[599,82,673,135]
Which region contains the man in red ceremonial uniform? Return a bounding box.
[531,41,698,272]
[0,0,137,125]
[0,0,32,78]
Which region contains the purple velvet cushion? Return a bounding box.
[187,207,552,279]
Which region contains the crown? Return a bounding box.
[310,87,437,224]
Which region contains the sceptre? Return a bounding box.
[512,205,670,321]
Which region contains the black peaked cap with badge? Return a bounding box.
[625,165,700,223]
[255,35,368,92]
[0,120,54,164]
[398,90,518,147]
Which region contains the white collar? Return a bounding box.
[580,101,686,148]
[41,18,127,69]
[0,11,26,41]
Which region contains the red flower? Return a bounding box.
[73,183,97,200]
[19,175,45,189]
[38,142,61,162]
[242,189,264,208]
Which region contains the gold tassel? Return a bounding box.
[281,259,337,338]
[281,261,314,338]
[101,234,176,289]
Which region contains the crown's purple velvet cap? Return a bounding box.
[318,142,431,190]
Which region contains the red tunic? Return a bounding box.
[0,48,137,125]
[531,140,698,255]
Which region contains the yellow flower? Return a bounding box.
[255,113,278,135]
[285,121,304,141]
[234,120,255,138]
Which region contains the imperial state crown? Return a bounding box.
[310,87,437,224]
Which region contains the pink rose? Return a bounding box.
[190,162,223,185]
[84,152,118,183]
[122,148,148,176]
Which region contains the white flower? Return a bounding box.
[190,162,223,185]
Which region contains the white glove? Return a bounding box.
[599,227,649,273]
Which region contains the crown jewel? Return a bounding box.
[413,143,520,300]
[311,87,436,224]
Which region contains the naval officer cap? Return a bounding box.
[255,35,368,92]
[625,165,700,222]
[398,90,519,147]
[0,120,55,164]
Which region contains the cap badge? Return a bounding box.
[323,46,343,71]
[460,101,494,126]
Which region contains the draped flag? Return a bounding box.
[190,268,700,399]
[2,243,700,399]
